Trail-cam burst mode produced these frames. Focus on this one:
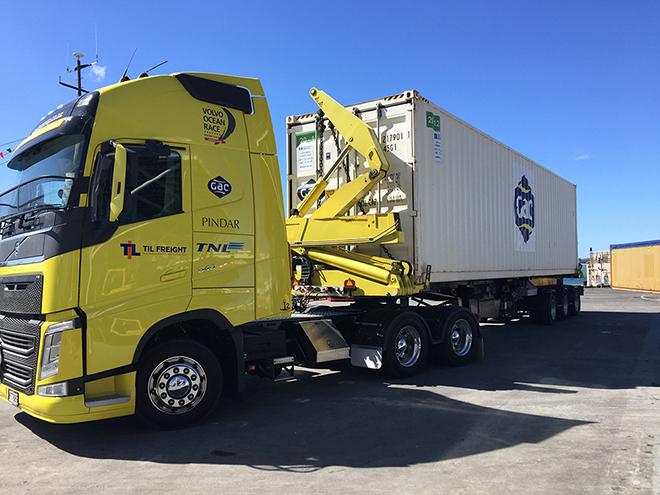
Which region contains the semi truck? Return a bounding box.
[0,72,581,427]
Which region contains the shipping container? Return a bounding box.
[287,90,578,285]
[610,240,660,293]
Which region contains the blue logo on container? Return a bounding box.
[208,176,232,199]
[514,175,535,242]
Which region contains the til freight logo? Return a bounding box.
[120,241,141,259]
[514,176,535,242]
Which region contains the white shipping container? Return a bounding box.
[286,90,578,284]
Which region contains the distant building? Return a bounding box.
[587,250,610,287]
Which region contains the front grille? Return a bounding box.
[0,315,42,395]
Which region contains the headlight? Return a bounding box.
[39,319,79,380]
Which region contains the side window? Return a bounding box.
[122,145,182,223]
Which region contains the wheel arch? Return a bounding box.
[132,309,244,394]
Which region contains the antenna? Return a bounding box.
[120,48,138,82]
[59,52,94,96]
[138,60,168,78]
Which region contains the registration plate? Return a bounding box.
[8,389,19,407]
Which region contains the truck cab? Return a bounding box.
[0,73,290,425]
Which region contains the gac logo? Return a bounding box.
[120,241,141,259]
[208,176,232,199]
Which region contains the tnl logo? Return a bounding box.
[120,241,141,259]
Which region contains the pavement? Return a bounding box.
[0,288,659,494]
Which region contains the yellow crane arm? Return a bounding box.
[292,88,391,219]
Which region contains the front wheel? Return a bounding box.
[382,312,430,378]
[136,339,223,428]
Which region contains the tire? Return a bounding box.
[557,288,569,320]
[533,291,557,325]
[382,312,430,378]
[568,289,581,316]
[438,307,481,366]
[136,339,223,428]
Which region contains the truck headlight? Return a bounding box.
[39,319,79,380]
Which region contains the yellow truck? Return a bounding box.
[0,73,580,427]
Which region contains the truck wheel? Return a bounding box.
[557,288,569,320]
[382,312,430,378]
[568,289,581,316]
[439,307,481,366]
[136,339,223,428]
[534,291,557,325]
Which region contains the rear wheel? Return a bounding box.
[568,289,581,316]
[136,339,223,428]
[534,291,557,325]
[557,288,569,320]
[382,312,430,377]
[438,307,481,366]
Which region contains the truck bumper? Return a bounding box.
[0,376,136,424]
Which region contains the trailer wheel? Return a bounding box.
[382,312,430,378]
[568,289,581,316]
[136,339,223,428]
[557,288,569,320]
[438,307,481,366]
[534,291,557,325]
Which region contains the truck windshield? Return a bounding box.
[0,134,87,220]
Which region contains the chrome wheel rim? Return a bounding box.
[148,356,207,415]
[395,325,422,367]
[450,319,473,357]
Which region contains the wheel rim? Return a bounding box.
[394,325,422,368]
[450,319,473,357]
[148,356,207,415]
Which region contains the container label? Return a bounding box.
[295,131,316,176]
[513,164,536,252]
[426,111,442,164]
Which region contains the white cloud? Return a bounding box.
[574,152,591,161]
[90,64,107,81]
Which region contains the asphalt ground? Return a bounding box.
[0,288,658,494]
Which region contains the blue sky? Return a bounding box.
[1,0,658,256]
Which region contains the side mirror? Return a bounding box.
[109,143,127,222]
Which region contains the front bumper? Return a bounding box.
[0,376,136,424]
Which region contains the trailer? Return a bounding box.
[286,90,581,323]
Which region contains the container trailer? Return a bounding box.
[0,74,580,427]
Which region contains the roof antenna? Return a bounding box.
[59,52,94,96]
[139,60,168,78]
[120,48,137,82]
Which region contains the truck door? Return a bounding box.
[80,141,192,375]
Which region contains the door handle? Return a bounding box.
[160,269,186,282]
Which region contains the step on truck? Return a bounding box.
[0,73,581,427]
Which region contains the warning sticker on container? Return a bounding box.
[295,131,316,177]
[512,163,536,252]
[426,111,442,164]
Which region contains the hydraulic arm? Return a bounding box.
[287,88,423,296]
